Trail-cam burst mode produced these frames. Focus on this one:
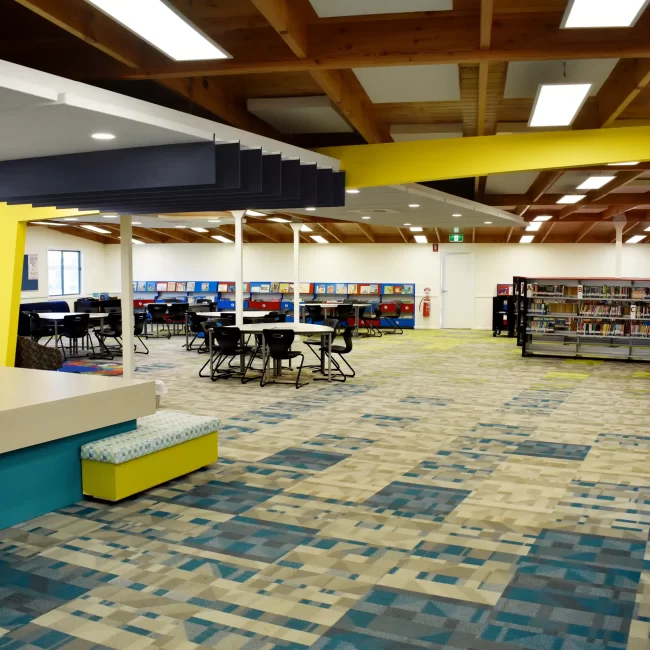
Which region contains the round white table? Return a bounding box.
[35,312,110,358]
[218,323,335,382]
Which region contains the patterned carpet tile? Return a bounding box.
[2,330,650,648]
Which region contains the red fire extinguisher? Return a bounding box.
[420,288,431,318]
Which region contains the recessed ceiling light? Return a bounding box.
[627,235,647,244]
[245,210,266,217]
[409,226,423,232]
[404,223,412,226]
[526,222,542,232]
[212,235,233,243]
[91,132,116,140]
[191,227,209,233]
[414,235,428,244]
[31,221,65,226]
[132,239,146,245]
[311,235,328,244]
[175,226,187,228]
[86,0,230,61]
[530,84,591,127]
[102,214,118,218]
[608,161,640,166]
[300,225,313,232]
[520,235,535,244]
[305,207,316,211]
[362,216,371,220]
[132,221,142,225]
[534,215,553,222]
[267,217,290,223]
[557,195,586,204]
[82,225,112,234]
[562,0,650,28]
[484,221,493,224]
[452,213,462,217]
[346,189,360,194]
[645,225,650,232]
[63,218,78,221]
[408,204,420,208]
[577,176,616,190]
[208,219,221,223]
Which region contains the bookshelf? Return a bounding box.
[520,277,650,362]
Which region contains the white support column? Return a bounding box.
[291,223,302,323]
[232,210,245,326]
[119,215,135,380]
[613,218,625,279]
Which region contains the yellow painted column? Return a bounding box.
[0,216,27,366]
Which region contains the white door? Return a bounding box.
[441,253,474,328]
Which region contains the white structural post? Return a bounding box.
[232,210,245,326]
[119,215,135,380]
[613,218,625,278]
[291,223,301,323]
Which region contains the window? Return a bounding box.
[48,250,81,296]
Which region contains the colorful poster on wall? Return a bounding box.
[27,254,38,281]
[187,281,196,291]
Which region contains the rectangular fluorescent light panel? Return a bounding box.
[191,227,209,233]
[520,235,535,244]
[414,235,428,244]
[32,221,65,226]
[557,195,586,204]
[409,226,423,232]
[577,176,615,190]
[627,235,647,244]
[267,217,290,223]
[212,235,232,243]
[526,222,542,232]
[529,84,591,127]
[645,226,650,231]
[533,215,553,222]
[85,0,230,61]
[81,225,111,234]
[300,225,313,232]
[562,0,650,28]
[608,161,640,166]
[246,210,266,217]
[132,239,145,245]
[311,235,328,244]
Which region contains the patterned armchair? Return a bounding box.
[15,336,64,371]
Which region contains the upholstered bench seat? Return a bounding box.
[81,411,219,501]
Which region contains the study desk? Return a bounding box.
[219,323,334,382]
[36,312,110,358]
[0,367,155,529]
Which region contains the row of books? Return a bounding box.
[580,303,624,317]
[582,285,632,299]
[528,284,650,300]
[631,322,650,337]
[528,299,577,315]
[578,321,625,336]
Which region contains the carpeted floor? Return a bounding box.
[2,330,650,649]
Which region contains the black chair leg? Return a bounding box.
[260,354,271,387]
[136,336,149,354]
[338,353,356,378]
[295,353,307,389]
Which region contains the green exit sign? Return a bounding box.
[449,234,464,242]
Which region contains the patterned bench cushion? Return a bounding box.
[81,411,220,464]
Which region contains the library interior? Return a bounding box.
[3,1,650,648]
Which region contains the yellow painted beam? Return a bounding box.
[317,126,650,188]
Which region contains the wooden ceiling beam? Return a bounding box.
[250,0,388,143]
[32,223,111,245]
[506,226,514,243]
[147,228,200,244]
[397,228,409,243]
[482,193,650,207]
[476,0,494,138]
[574,222,598,243]
[515,170,564,217]
[244,223,284,242]
[540,222,556,243]
[318,223,343,243]
[558,171,646,219]
[357,223,376,243]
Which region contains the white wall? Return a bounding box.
[22,227,109,308]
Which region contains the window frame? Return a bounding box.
[48,249,82,297]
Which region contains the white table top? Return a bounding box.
[36,312,107,320]
[196,311,274,318]
[0,367,155,455]
[224,323,334,334]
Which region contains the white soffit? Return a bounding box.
[504,59,618,99]
[309,0,452,17]
[353,64,460,103]
[0,59,339,168]
[247,96,353,134]
[390,124,464,141]
[485,172,539,195]
[496,122,570,135]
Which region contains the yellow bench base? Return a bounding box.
[82,432,218,501]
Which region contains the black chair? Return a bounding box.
[312,326,356,382]
[58,314,94,360]
[147,304,170,338]
[383,302,404,335]
[134,313,149,354]
[28,312,55,346]
[368,303,384,337]
[305,305,324,324]
[261,329,306,389]
[358,304,379,337]
[305,318,338,367]
[94,312,122,354]
[210,327,255,382]
[185,312,208,351]
[166,303,188,335]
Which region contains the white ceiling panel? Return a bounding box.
[354,64,460,103]
[390,124,463,141]
[485,172,539,195]
[504,59,618,99]
[247,96,353,134]
[0,86,58,112]
[310,0,452,17]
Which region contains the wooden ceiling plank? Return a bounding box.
[397,228,409,243]
[32,223,111,244]
[541,222,556,243]
[506,226,514,243]
[357,223,376,243]
[434,227,441,244]
[516,170,564,216]
[244,223,284,242]
[476,0,494,138]
[574,222,597,242]
[483,193,650,207]
[318,223,343,243]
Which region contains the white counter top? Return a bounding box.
[0,368,155,455]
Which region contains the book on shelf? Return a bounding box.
[146,281,156,292]
[270,282,280,293]
[336,283,346,295]
[299,282,312,293]
[316,285,326,294]
[217,283,228,292]
[167,282,176,292]
[156,282,167,291]
[327,285,335,294]
[403,285,414,295]
[176,282,186,292]
[279,283,291,293]
[186,281,196,292]
[136,281,146,291]
[394,286,403,294]
[368,284,379,294]
[384,286,394,295]
[200,282,210,291]
[347,283,358,294]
